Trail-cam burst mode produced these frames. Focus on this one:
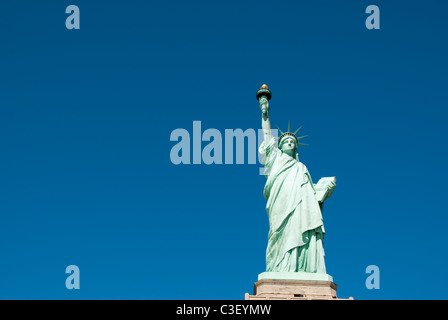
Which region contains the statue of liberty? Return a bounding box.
[257,84,336,275]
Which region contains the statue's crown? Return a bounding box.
[277,122,308,147]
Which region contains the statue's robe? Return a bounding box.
[259,137,326,273]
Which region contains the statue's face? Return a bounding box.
[280,137,297,153]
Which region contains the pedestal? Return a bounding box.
[245,272,353,300]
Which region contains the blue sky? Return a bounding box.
[1,0,447,299]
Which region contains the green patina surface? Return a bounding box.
[257,85,336,279]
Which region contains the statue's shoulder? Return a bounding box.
[297,160,307,170]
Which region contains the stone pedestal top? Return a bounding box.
[258,272,334,282]
[245,272,353,300]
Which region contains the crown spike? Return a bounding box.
[276,125,284,135]
[287,121,290,133]
[296,135,308,140]
[293,126,302,135]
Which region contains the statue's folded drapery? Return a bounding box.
[259,137,326,273]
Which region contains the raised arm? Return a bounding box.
[260,95,272,142]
